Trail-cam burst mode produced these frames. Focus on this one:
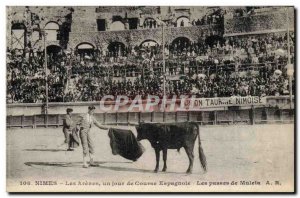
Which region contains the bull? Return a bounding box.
[135,122,207,174]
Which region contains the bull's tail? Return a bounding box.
[193,122,207,172]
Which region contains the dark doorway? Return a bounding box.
[128,18,138,30]
[47,45,62,55]
[97,19,106,31]
[205,35,225,47]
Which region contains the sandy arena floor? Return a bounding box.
[6,124,294,192]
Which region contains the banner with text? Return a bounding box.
[184,96,267,110]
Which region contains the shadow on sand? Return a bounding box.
[24,161,131,168]
[24,149,67,152]
[24,161,182,174]
[96,164,181,174]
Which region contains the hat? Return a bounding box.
[66,108,73,113]
[88,106,96,111]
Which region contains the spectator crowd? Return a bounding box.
[7,32,294,103]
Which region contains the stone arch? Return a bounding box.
[168,32,194,43]
[170,36,191,52]
[44,21,59,29]
[46,45,62,55]
[107,41,126,57]
[171,36,191,46]
[11,23,26,49]
[76,42,95,56]
[44,21,60,41]
[143,17,157,28]
[110,21,125,31]
[140,39,159,47]
[176,16,190,27]
[11,22,26,30]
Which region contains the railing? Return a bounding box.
[64,62,288,78]
[6,107,294,128]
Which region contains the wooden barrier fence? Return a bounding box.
[6,107,294,128]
